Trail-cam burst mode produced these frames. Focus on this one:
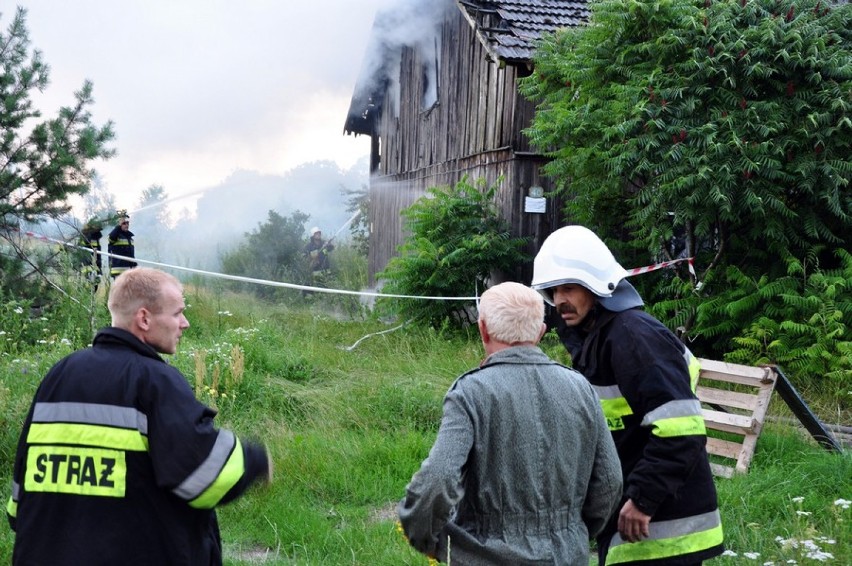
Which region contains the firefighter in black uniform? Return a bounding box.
[7,267,272,565]
[76,218,103,290]
[532,226,724,566]
[108,213,137,279]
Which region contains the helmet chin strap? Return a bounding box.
[597,280,644,312]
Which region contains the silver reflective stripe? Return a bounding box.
[642,399,703,426]
[11,481,20,500]
[610,509,722,547]
[33,402,148,434]
[593,384,623,400]
[172,430,236,501]
[551,256,614,282]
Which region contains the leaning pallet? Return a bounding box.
[696,358,777,478]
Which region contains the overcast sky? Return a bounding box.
[11,0,394,213]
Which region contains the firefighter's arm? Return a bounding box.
[623,363,707,516]
[145,367,270,509]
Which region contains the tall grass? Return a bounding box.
[1,280,849,564]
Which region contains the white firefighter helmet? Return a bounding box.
[310,226,322,236]
[531,225,628,305]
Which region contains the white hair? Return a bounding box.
[478,282,544,344]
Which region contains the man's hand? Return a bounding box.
[618,499,651,543]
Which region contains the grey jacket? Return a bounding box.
[399,346,622,565]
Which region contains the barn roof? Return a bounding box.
[457,0,590,64]
[344,0,590,136]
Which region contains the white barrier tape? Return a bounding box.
[11,226,698,300]
[8,227,480,301]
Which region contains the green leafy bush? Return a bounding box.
[520,0,852,356]
[377,176,528,327]
[219,210,311,301]
[721,251,852,405]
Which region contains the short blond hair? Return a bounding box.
[108,268,182,326]
[478,282,544,344]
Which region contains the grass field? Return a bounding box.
[1,283,849,564]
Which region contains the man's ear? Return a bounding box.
[134,307,150,331]
[535,322,547,344]
[478,318,490,344]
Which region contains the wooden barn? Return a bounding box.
[344,0,590,284]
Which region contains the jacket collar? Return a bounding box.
[93,327,165,363]
[481,345,551,368]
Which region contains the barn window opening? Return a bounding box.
[421,35,440,111]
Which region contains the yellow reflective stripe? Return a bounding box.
[6,496,16,519]
[28,423,148,452]
[651,414,707,437]
[188,437,245,509]
[685,348,701,393]
[643,400,706,437]
[24,446,126,498]
[594,385,634,431]
[600,397,633,431]
[607,522,724,564]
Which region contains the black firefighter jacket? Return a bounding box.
[557,303,724,565]
[108,226,136,275]
[6,327,269,566]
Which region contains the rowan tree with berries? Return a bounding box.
[521,0,852,388]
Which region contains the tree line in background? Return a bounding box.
[1,1,850,405]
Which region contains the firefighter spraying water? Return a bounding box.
[302,210,361,294]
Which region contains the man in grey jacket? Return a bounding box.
[398,282,623,565]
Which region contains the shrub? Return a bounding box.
[377,176,528,327]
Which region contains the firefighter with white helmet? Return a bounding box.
[532,226,724,565]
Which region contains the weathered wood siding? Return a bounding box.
[368,7,561,283]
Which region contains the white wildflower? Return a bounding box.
[795,510,811,516]
[805,550,833,561]
[791,496,805,504]
[744,552,761,559]
[722,550,738,557]
[834,498,850,509]
[14,307,23,314]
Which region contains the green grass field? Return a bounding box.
[1,284,849,564]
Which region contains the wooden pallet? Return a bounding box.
[696,358,778,478]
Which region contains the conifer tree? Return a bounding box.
[1,7,115,294]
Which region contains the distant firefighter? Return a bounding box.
[77,218,103,289]
[108,214,137,279]
[303,227,334,291]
